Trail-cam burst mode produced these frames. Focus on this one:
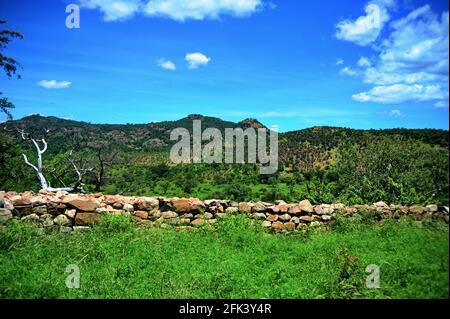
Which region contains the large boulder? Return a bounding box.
[63,195,100,212]
[135,197,159,211]
[298,200,314,213]
[171,198,205,213]
[75,213,102,225]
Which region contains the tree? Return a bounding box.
[0,20,23,120]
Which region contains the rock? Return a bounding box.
[63,195,100,212]
[54,214,71,226]
[133,211,149,219]
[288,204,302,214]
[332,203,345,210]
[278,213,292,222]
[322,207,334,215]
[3,200,14,211]
[261,221,272,227]
[136,197,159,211]
[172,198,205,213]
[238,202,253,213]
[75,213,102,226]
[123,204,134,212]
[73,226,90,232]
[313,206,323,215]
[204,212,214,220]
[321,215,332,221]
[11,194,32,206]
[283,222,296,230]
[208,219,216,224]
[374,201,388,208]
[0,208,12,224]
[409,205,425,214]
[252,212,266,220]
[275,200,287,205]
[225,207,239,214]
[266,213,278,222]
[271,221,284,231]
[180,218,191,225]
[216,213,227,219]
[21,213,39,222]
[65,209,77,219]
[426,204,438,213]
[95,207,109,214]
[310,221,322,227]
[290,216,300,224]
[299,200,314,213]
[191,219,205,227]
[161,211,178,219]
[299,216,312,223]
[32,205,47,215]
[344,207,357,215]
[276,204,289,213]
[252,202,267,213]
[443,206,449,214]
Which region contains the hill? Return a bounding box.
[1,114,448,206]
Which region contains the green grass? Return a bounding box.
[0,214,448,299]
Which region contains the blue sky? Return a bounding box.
[0,0,448,131]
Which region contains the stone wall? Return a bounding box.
[0,191,448,231]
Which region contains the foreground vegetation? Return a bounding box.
[0,214,448,299]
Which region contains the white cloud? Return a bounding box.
[78,0,142,21]
[352,84,447,104]
[157,59,176,70]
[340,3,449,106]
[336,58,344,65]
[339,66,359,77]
[37,80,72,89]
[434,100,449,109]
[185,52,211,69]
[357,56,371,68]
[378,109,405,117]
[335,1,392,46]
[78,0,264,22]
[144,0,263,21]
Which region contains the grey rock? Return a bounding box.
[0,208,13,224]
[54,214,71,226]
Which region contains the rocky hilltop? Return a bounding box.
[1,191,448,232]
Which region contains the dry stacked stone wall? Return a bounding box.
[0,191,448,232]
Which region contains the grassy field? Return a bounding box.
[0,214,448,299]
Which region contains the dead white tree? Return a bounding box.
[15,127,92,193]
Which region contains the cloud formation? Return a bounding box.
[339,66,359,77]
[78,0,264,22]
[352,84,446,104]
[79,0,141,21]
[185,52,211,69]
[338,3,449,106]
[157,59,176,70]
[37,80,72,89]
[335,0,393,46]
